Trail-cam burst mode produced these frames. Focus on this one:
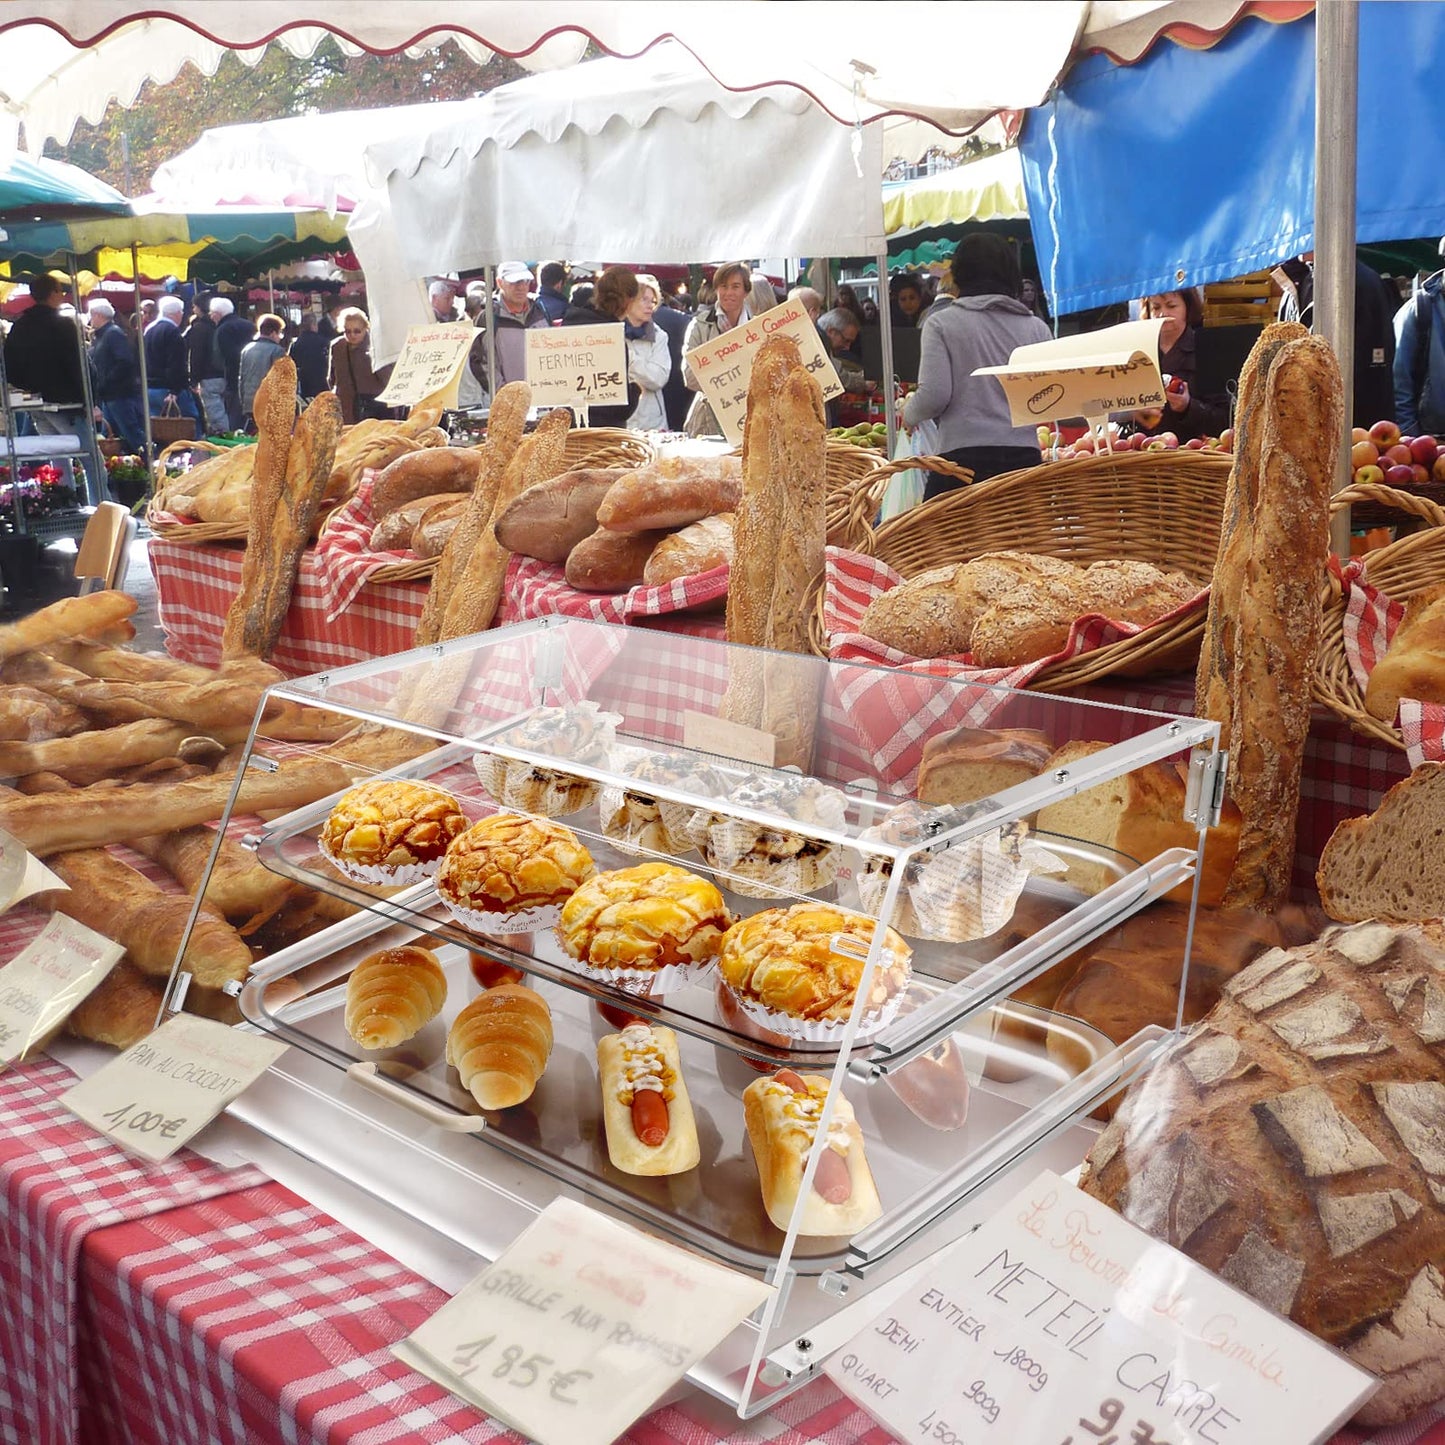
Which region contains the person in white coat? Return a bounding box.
[624,273,673,432]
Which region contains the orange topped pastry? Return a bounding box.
[320,778,468,884]
[717,904,911,1038]
[557,862,729,981]
[437,813,595,933]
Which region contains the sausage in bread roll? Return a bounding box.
[596,1023,700,1176]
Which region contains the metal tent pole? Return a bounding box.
[67,257,105,505]
[1315,0,1359,559]
[483,264,497,402]
[132,243,154,470]
[877,250,897,455]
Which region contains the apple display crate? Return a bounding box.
[164,617,1222,1419]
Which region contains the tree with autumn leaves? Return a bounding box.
[48,38,528,192]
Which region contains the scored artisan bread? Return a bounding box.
[368,493,468,552]
[596,453,742,532]
[916,725,1053,805]
[643,512,735,586]
[411,495,469,558]
[1034,739,1241,906]
[1080,920,1445,1427]
[858,565,969,657]
[371,446,484,521]
[1196,323,1343,910]
[1318,762,1445,922]
[491,467,627,563]
[1364,582,1445,722]
[564,527,667,592]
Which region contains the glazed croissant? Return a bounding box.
[446,984,552,1109]
[344,945,448,1049]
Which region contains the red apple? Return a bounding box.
[1385,444,1414,468]
[1352,426,1370,444]
[1073,434,1095,454]
[1370,420,1403,448]
[1351,440,1380,469]
[1355,463,1386,485]
[1218,428,1235,452]
[1410,435,1439,466]
[1432,453,1445,482]
[1157,431,1180,449]
[1385,464,1416,485]
[1145,437,1170,451]
[1183,437,1207,449]
[1413,464,1432,484]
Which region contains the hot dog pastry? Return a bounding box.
[596,1022,700,1176]
[743,1069,883,1236]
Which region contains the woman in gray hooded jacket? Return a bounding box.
[903,234,1051,500]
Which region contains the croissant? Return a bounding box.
[446,984,552,1109]
[344,945,448,1049]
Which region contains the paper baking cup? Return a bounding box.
[597,786,701,858]
[701,837,839,901]
[440,898,565,935]
[318,841,438,888]
[724,976,910,1045]
[556,954,715,997]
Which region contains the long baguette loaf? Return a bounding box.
[42,640,214,684]
[0,718,245,780]
[0,685,87,742]
[36,849,254,987]
[415,381,530,645]
[222,387,342,660]
[66,961,165,1050]
[0,755,348,856]
[1196,328,1341,910]
[439,406,571,640]
[0,591,136,663]
[129,826,298,932]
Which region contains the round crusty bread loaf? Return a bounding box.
[858,565,971,658]
[1080,920,1445,1426]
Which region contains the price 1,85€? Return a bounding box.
[451,1335,592,1406]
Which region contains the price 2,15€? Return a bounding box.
[100,1101,187,1140]
[574,371,622,394]
[451,1335,592,1405]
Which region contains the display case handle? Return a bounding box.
[843,1026,1168,1274]
[346,1062,489,1134]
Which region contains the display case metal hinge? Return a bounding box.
[1184,747,1228,830]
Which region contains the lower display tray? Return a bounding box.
[240,908,1138,1276]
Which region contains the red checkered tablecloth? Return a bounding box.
[1,1055,1441,1445]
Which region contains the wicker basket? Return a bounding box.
[561,428,654,471]
[813,450,1233,689]
[825,453,975,551]
[1313,481,1445,748]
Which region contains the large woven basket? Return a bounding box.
[813,450,1233,689]
[1314,480,1445,748]
[561,428,654,471]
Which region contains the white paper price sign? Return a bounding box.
[682,709,776,767]
[974,319,1168,428]
[684,297,843,445]
[376,322,476,408]
[525,324,628,408]
[395,1197,771,1445]
[62,1012,287,1162]
[0,827,65,916]
[827,1171,1377,1445]
[0,913,122,1069]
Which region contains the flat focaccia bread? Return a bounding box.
[596,1023,700,1176]
[743,1069,882,1235]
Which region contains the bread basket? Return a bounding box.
[561,428,654,472]
[812,450,1232,690]
[1314,480,1445,749]
[146,440,251,543]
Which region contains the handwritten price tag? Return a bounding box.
[62,1012,287,1162]
[395,1197,771,1445]
[525,325,628,408]
[826,1171,1376,1445]
[0,913,122,1070]
[0,828,66,916]
[684,296,842,445]
[376,322,476,408]
[681,710,777,767]
[974,320,1168,426]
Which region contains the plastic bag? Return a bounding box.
[879,419,939,522]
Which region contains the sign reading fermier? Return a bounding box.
[395,1197,771,1445]
[826,1170,1376,1445]
[684,297,843,445]
[63,1012,287,1162]
[525,324,627,408]
[375,322,476,409]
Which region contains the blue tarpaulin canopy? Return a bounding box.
[1019,3,1445,316]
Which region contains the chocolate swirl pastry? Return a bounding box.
[473,702,621,817]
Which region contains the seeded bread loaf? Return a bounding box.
[1080,920,1445,1426]
[1364,583,1445,722]
[857,565,971,657]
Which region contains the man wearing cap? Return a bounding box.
[490,262,550,389]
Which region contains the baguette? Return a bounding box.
[371,447,483,521]
[415,381,531,646]
[0,591,136,663]
[1363,582,1445,722]
[222,389,343,660]
[0,718,244,780]
[66,961,164,1050]
[564,526,666,592]
[492,467,626,563]
[129,825,298,932]
[439,406,571,639]
[642,513,734,586]
[41,640,213,685]
[596,1023,700,1176]
[596,454,742,532]
[0,685,87,742]
[0,755,348,856]
[36,849,253,987]
[743,1069,882,1235]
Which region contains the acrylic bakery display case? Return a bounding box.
[162,616,1225,1418]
